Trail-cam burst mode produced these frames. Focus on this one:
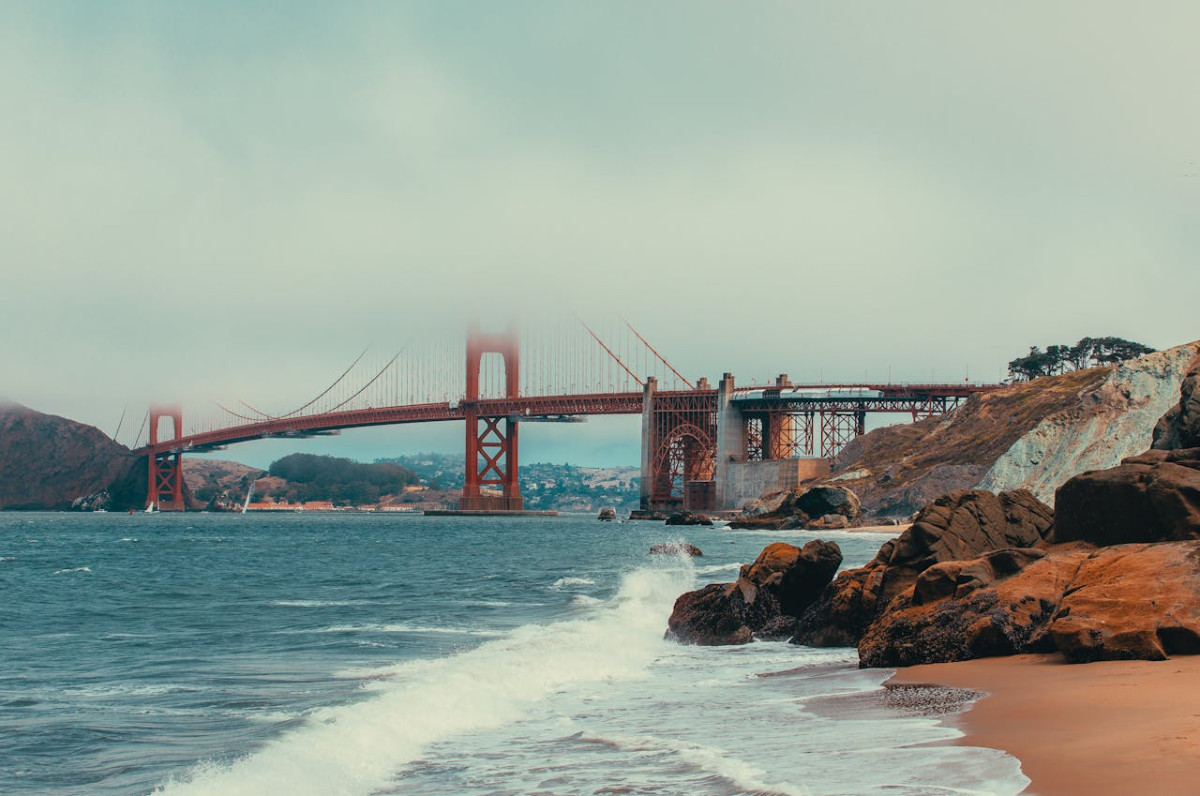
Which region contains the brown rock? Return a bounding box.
[1053,453,1200,545]
[666,540,842,645]
[858,541,1200,667]
[649,542,703,557]
[1050,543,1200,662]
[858,547,1084,667]
[792,489,1054,648]
[794,486,861,520]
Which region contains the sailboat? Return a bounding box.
[241,482,254,514]
[144,502,156,514]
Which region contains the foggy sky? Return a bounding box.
[2,2,1197,468]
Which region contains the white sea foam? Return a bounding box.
[154,561,698,796]
[695,562,741,575]
[582,733,811,796]
[270,600,370,608]
[569,595,604,607]
[296,623,502,637]
[118,537,139,542]
[0,556,15,562]
[53,566,91,575]
[551,576,595,588]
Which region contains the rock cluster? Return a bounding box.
[792,489,1054,647]
[666,541,842,645]
[729,485,861,530]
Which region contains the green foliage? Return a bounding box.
[1007,336,1156,382]
[265,453,419,506]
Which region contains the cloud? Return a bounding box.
[1,3,1196,464]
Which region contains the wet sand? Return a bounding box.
[889,653,1200,796]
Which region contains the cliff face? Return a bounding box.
[829,341,1200,516]
[0,402,142,510]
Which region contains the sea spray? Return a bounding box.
[154,559,698,796]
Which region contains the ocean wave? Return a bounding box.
[53,566,91,575]
[0,556,15,562]
[118,537,139,543]
[574,733,809,796]
[153,564,697,796]
[694,563,741,575]
[570,595,604,607]
[305,623,502,637]
[270,599,370,608]
[551,576,596,589]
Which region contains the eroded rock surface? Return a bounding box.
[666,540,842,645]
[859,542,1200,666]
[792,489,1054,647]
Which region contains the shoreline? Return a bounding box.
[887,653,1200,796]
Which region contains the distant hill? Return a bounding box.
[381,453,640,512]
[183,459,265,505]
[0,402,144,510]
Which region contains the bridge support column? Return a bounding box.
[713,373,743,511]
[458,323,525,512]
[147,405,185,511]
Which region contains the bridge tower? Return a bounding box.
[459,323,524,511]
[147,405,185,511]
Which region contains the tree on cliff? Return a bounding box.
[1008,337,1156,381]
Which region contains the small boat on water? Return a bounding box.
[144,502,156,514]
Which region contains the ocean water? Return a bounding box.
[0,512,1028,796]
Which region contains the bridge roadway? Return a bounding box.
[135,391,659,456]
[136,383,987,457]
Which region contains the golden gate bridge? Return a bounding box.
[129,319,997,513]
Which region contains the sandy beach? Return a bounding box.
[889,653,1200,796]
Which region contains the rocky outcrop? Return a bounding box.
[858,542,1200,666]
[1053,448,1200,545]
[824,342,1200,516]
[729,485,860,530]
[792,489,1054,647]
[597,506,617,521]
[650,542,703,557]
[666,540,842,645]
[0,402,143,510]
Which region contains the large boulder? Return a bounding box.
[794,486,861,520]
[1053,448,1200,545]
[792,489,1054,647]
[857,547,1085,666]
[666,540,843,645]
[1153,356,1200,450]
[858,541,1200,666]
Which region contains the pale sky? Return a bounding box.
[2,2,1197,468]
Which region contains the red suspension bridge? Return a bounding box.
[131,320,998,513]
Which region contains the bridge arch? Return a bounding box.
[651,422,715,508]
